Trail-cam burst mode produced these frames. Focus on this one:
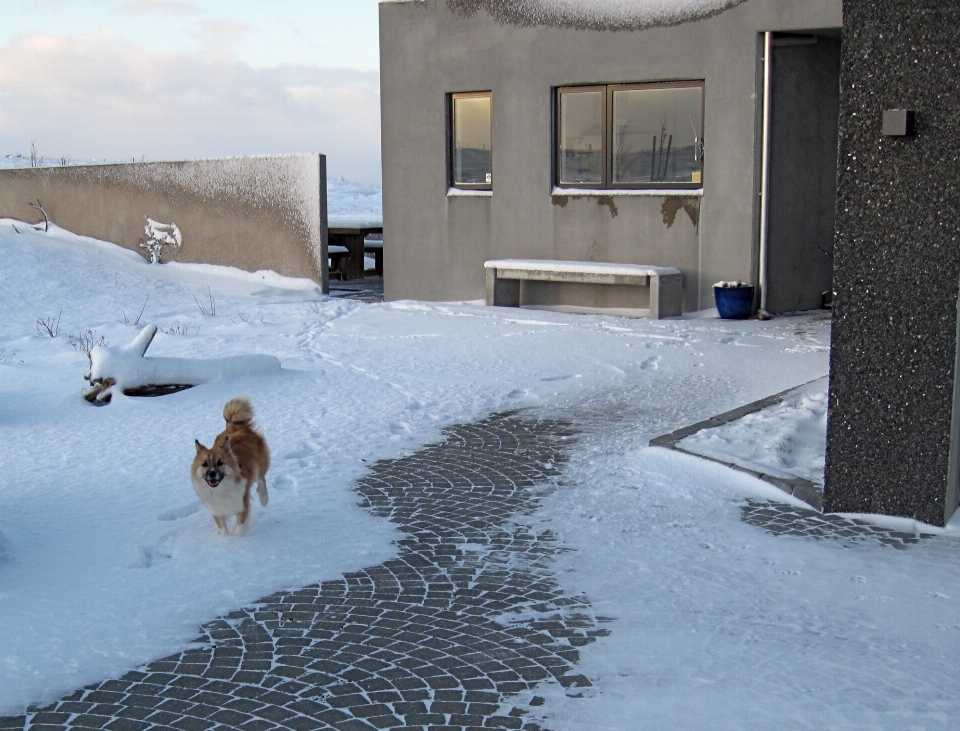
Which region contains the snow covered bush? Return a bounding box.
[139,218,182,264]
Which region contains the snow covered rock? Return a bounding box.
[84,324,281,403]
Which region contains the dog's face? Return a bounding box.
[192,437,239,489]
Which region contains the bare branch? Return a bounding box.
[36,307,62,338]
[134,295,149,326]
[27,199,49,232]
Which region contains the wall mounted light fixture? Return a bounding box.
[881,109,915,136]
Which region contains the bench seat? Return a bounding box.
[484,259,682,319]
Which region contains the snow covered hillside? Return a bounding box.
[1,220,958,728]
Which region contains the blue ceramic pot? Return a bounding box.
[714,285,755,319]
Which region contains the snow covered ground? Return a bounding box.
[326,176,382,228]
[1,220,958,726]
[680,377,828,485]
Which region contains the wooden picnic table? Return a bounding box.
[328,226,383,280]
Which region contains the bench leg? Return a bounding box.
[486,269,520,307]
[649,272,683,319]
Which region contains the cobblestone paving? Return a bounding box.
[741,498,938,548]
[5,396,944,731]
[2,412,609,731]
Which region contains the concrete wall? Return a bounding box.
[824,0,960,527]
[0,155,329,291]
[379,0,842,311]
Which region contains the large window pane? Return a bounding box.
[612,86,703,185]
[559,90,604,185]
[453,94,492,186]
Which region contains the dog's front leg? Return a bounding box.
[234,509,250,536]
[213,515,229,535]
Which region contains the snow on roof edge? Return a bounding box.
[379,1,748,32]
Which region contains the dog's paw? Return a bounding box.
[258,489,269,507]
[233,521,249,536]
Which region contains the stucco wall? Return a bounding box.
[379,0,842,310]
[824,0,960,527]
[0,155,329,291]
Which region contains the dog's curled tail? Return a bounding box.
[223,396,254,434]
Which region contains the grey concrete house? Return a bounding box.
[381,0,960,527]
[379,0,843,314]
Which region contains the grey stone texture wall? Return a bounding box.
[824,0,960,526]
[0,155,329,292]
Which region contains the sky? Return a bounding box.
[0,0,383,183]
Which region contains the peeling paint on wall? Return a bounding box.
[595,195,618,217]
[550,194,619,217]
[446,0,747,31]
[661,196,700,229]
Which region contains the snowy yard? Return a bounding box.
[1,220,958,728]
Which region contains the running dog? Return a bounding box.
[191,397,270,535]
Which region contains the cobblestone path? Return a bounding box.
[3,412,609,731]
[740,498,939,547]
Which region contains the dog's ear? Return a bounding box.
[195,439,206,454]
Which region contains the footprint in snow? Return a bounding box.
[0,530,14,564]
[157,502,202,521]
[130,533,177,569]
[133,545,172,569]
[640,356,661,371]
[540,374,575,382]
[283,447,313,460]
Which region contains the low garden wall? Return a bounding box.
[0,154,329,292]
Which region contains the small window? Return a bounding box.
[557,82,704,189]
[451,92,492,189]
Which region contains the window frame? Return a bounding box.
[449,90,493,191]
[555,80,705,191]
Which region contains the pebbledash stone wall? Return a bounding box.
[824,0,960,526]
[0,155,329,292]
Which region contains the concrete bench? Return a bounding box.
[484,259,683,319]
[328,245,350,280]
[363,239,383,276]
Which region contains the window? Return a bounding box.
[451,92,492,189]
[556,82,704,189]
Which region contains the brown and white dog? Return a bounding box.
[191,397,270,535]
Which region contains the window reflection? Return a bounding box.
[559,90,604,185]
[612,87,703,185]
[556,82,704,189]
[453,94,492,186]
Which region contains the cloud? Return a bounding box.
[0,30,382,183]
[120,1,200,17]
[200,18,255,56]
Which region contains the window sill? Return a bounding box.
[551,187,703,197]
[447,188,493,197]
